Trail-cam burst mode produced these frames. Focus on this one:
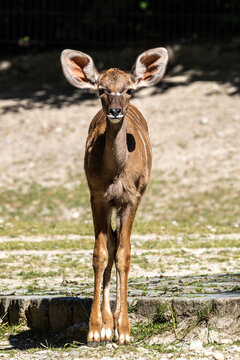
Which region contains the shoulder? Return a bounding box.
[88,109,106,134]
[126,104,149,132]
[86,109,106,150]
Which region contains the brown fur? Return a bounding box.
[85,97,152,345]
[60,47,168,345]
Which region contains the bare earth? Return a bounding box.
[0,74,239,193]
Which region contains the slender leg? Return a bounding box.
[114,204,137,345]
[114,268,121,342]
[87,198,110,346]
[101,224,115,342]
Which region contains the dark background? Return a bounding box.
[0,0,239,51]
[0,0,239,104]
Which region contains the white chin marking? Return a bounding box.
[101,328,106,339]
[115,329,119,338]
[106,328,112,339]
[107,115,124,123]
[125,334,130,342]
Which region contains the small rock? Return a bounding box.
[203,350,212,357]
[68,350,79,356]
[231,222,239,228]
[112,342,118,349]
[213,352,224,360]
[138,347,148,353]
[206,225,216,232]
[230,345,240,351]
[220,338,233,345]
[200,117,209,125]
[171,220,178,226]
[72,211,80,219]
[189,340,203,351]
[105,342,113,349]
[28,161,35,168]
[209,329,220,344]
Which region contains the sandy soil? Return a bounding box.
[0,72,239,194]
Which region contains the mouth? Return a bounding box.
[107,114,124,123]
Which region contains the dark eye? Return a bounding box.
[98,88,105,96]
[126,89,132,95]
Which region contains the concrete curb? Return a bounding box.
[1,293,240,336]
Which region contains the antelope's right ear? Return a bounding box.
[61,49,99,90]
[131,47,168,89]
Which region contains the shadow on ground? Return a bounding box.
[0,44,239,114]
[7,328,87,351]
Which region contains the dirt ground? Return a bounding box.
[0,46,239,196]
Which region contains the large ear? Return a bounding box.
[60,49,99,90]
[131,47,168,89]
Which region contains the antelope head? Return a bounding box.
[61,48,168,123]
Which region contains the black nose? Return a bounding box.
[109,108,121,117]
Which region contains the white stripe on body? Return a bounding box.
[136,128,148,171]
[127,109,152,158]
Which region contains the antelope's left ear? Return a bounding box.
[131,47,168,89]
[61,49,99,90]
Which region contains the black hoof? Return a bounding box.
[105,340,112,344]
[87,341,99,347]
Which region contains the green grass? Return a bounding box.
[0,235,239,252]
[0,321,22,340]
[0,171,239,237]
[131,303,172,343]
[0,238,94,251]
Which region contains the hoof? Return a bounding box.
[105,340,112,344]
[87,341,99,347]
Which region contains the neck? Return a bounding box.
[104,117,128,176]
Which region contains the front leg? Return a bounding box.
[115,204,137,345]
[88,200,110,346]
[101,228,115,342]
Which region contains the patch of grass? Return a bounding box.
[140,237,240,250]
[145,343,172,354]
[131,320,172,343]
[128,303,137,313]
[0,321,22,339]
[153,303,169,324]
[0,220,94,237]
[0,171,239,236]
[27,281,45,294]
[130,283,149,292]
[18,270,58,279]
[0,250,94,284]
[0,238,94,251]
[131,302,172,343]
[170,301,214,342]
